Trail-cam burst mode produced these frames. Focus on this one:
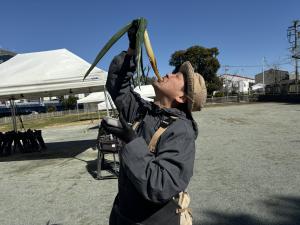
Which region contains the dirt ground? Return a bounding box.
[0,103,299,225]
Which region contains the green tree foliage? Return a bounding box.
[169,45,222,95]
[61,96,78,110]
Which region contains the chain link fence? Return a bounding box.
[0,96,257,125]
[206,95,257,104]
[0,109,99,125]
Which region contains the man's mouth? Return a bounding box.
[157,75,168,83]
[162,75,168,82]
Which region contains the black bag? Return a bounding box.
[141,199,180,225]
[109,198,180,225]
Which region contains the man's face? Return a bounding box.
[153,72,186,103]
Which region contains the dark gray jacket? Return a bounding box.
[106,52,198,223]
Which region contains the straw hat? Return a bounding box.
[179,61,207,111]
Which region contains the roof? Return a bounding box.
[255,69,289,77]
[0,49,107,100]
[220,74,255,80]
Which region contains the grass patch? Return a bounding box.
[0,112,108,132]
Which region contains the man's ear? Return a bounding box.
[175,95,187,104]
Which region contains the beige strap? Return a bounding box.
[132,121,140,131]
[148,127,167,153]
[147,116,178,153]
[176,207,192,214]
[133,116,177,153]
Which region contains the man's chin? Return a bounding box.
[152,82,161,95]
[152,80,159,88]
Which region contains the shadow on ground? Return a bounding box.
[85,158,119,180]
[195,195,300,225]
[0,139,96,162]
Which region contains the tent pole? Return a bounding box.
[103,87,110,117]
[10,99,17,132]
[76,103,80,121]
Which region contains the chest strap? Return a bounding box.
[132,116,177,153]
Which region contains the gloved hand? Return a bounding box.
[127,20,139,50]
[101,114,137,144]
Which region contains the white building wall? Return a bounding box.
[221,74,255,94]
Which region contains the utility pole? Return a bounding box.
[294,20,299,84]
[224,65,229,98]
[287,20,300,83]
[262,57,265,85]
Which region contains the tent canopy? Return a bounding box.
[97,101,116,111]
[97,96,153,111]
[133,85,155,98]
[78,85,155,105]
[77,92,106,104]
[0,49,107,100]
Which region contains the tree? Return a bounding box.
[61,96,78,110]
[169,45,222,95]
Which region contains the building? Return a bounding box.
[255,69,289,85]
[219,74,255,94]
[0,49,16,64]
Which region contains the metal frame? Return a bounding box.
[96,135,121,180]
[96,88,121,180]
[9,99,18,132]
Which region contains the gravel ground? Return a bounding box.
[0,103,299,225]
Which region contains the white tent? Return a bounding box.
[0,49,107,100]
[138,96,154,102]
[97,96,153,111]
[77,92,106,104]
[78,85,155,105]
[97,101,116,111]
[133,85,155,98]
[77,91,108,113]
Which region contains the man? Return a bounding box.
[101,26,207,225]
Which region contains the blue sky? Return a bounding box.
[1,0,299,78]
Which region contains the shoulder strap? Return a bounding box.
[148,116,177,153]
[132,121,141,130]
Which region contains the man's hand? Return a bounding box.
[101,114,137,144]
[128,20,139,50]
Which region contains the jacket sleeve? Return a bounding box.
[105,51,144,123]
[120,121,195,203]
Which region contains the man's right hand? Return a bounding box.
[128,20,139,50]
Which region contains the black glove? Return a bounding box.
[101,114,137,144]
[127,20,139,50]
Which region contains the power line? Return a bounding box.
[221,61,292,68]
[221,65,261,68]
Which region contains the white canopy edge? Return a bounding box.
[77,85,155,105]
[97,95,153,111]
[0,49,107,100]
[77,91,106,104]
[133,85,155,98]
[97,101,116,111]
